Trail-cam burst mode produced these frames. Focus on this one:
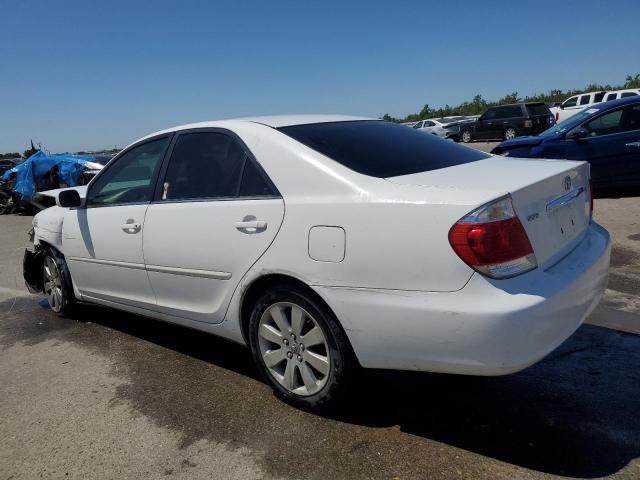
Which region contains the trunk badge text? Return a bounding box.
[563,176,572,191]
[527,212,540,223]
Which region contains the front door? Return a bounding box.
[475,108,499,140]
[62,136,170,306]
[579,103,640,186]
[142,130,285,323]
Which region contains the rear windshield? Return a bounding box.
[526,104,551,116]
[277,120,489,178]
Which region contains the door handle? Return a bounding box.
[235,220,267,231]
[121,220,141,233]
[625,142,640,147]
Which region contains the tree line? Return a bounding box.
[383,74,640,123]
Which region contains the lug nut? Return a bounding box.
[299,344,305,351]
[283,339,289,346]
[290,333,296,340]
[287,351,293,359]
[297,355,303,362]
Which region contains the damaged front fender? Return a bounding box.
[23,247,44,293]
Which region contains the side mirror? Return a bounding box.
[567,127,589,141]
[57,189,82,208]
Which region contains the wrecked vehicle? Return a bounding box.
[0,152,107,214]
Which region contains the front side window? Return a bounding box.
[87,137,168,207]
[563,96,578,108]
[412,121,423,129]
[605,93,617,101]
[585,109,624,136]
[424,121,436,127]
[579,95,591,106]
[621,92,638,98]
[161,132,245,201]
[278,120,489,178]
[594,92,606,103]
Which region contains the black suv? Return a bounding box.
[457,103,551,143]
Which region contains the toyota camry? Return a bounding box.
[24,115,610,410]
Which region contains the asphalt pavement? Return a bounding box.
[1,161,639,479]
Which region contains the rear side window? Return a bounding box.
[579,95,591,105]
[501,105,524,118]
[594,92,606,103]
[526,104,550,116]
[239,159,277,197]
[278,121,489,178]
[162,132,245,200]
[605,93,617,101]
[621,92,638,98]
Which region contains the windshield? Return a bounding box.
[539,108,600,138]
[278,120,489,178]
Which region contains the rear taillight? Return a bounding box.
[524,120,533,128]
[448,196,537,279]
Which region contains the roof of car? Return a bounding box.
[592,95,640,110]
[137,115,377,144]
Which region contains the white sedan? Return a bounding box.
[412,117,468,138]
[25,115,610,410]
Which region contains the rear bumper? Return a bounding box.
[314,222,610,375]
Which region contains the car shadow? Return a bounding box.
[56,303,640,478]
[594,185,640,199]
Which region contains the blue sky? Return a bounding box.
[1,0,638,153]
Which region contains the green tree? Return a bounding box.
[385,74,640,123]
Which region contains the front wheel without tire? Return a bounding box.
[248,285,355,411]
[42,251,76,315]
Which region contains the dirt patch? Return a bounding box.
[610,245,640,268]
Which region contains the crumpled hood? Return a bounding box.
[491,136,543,154]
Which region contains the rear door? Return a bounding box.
[142,129,284,324]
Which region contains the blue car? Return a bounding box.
[492,96,640,188]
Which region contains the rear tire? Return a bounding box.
[42,250,76,315]
[504,127,517,140]
[461,130,473,143]
[248,284,355,411]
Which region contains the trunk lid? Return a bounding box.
[387,156,591,269]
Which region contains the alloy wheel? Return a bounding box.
[258,302,330,396]
[462,131,472,143]
[43,256,64,312]
[505,128,516,140]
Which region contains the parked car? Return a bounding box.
[413,117,468,138]
[24,116,610,410]
[457,103,552,142]
[492,96,640,188]
[551,89,640,123]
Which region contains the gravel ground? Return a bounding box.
[1,166,639,479]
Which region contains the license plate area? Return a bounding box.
[548,195,583,244]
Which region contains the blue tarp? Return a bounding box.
[2,151,93,200]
